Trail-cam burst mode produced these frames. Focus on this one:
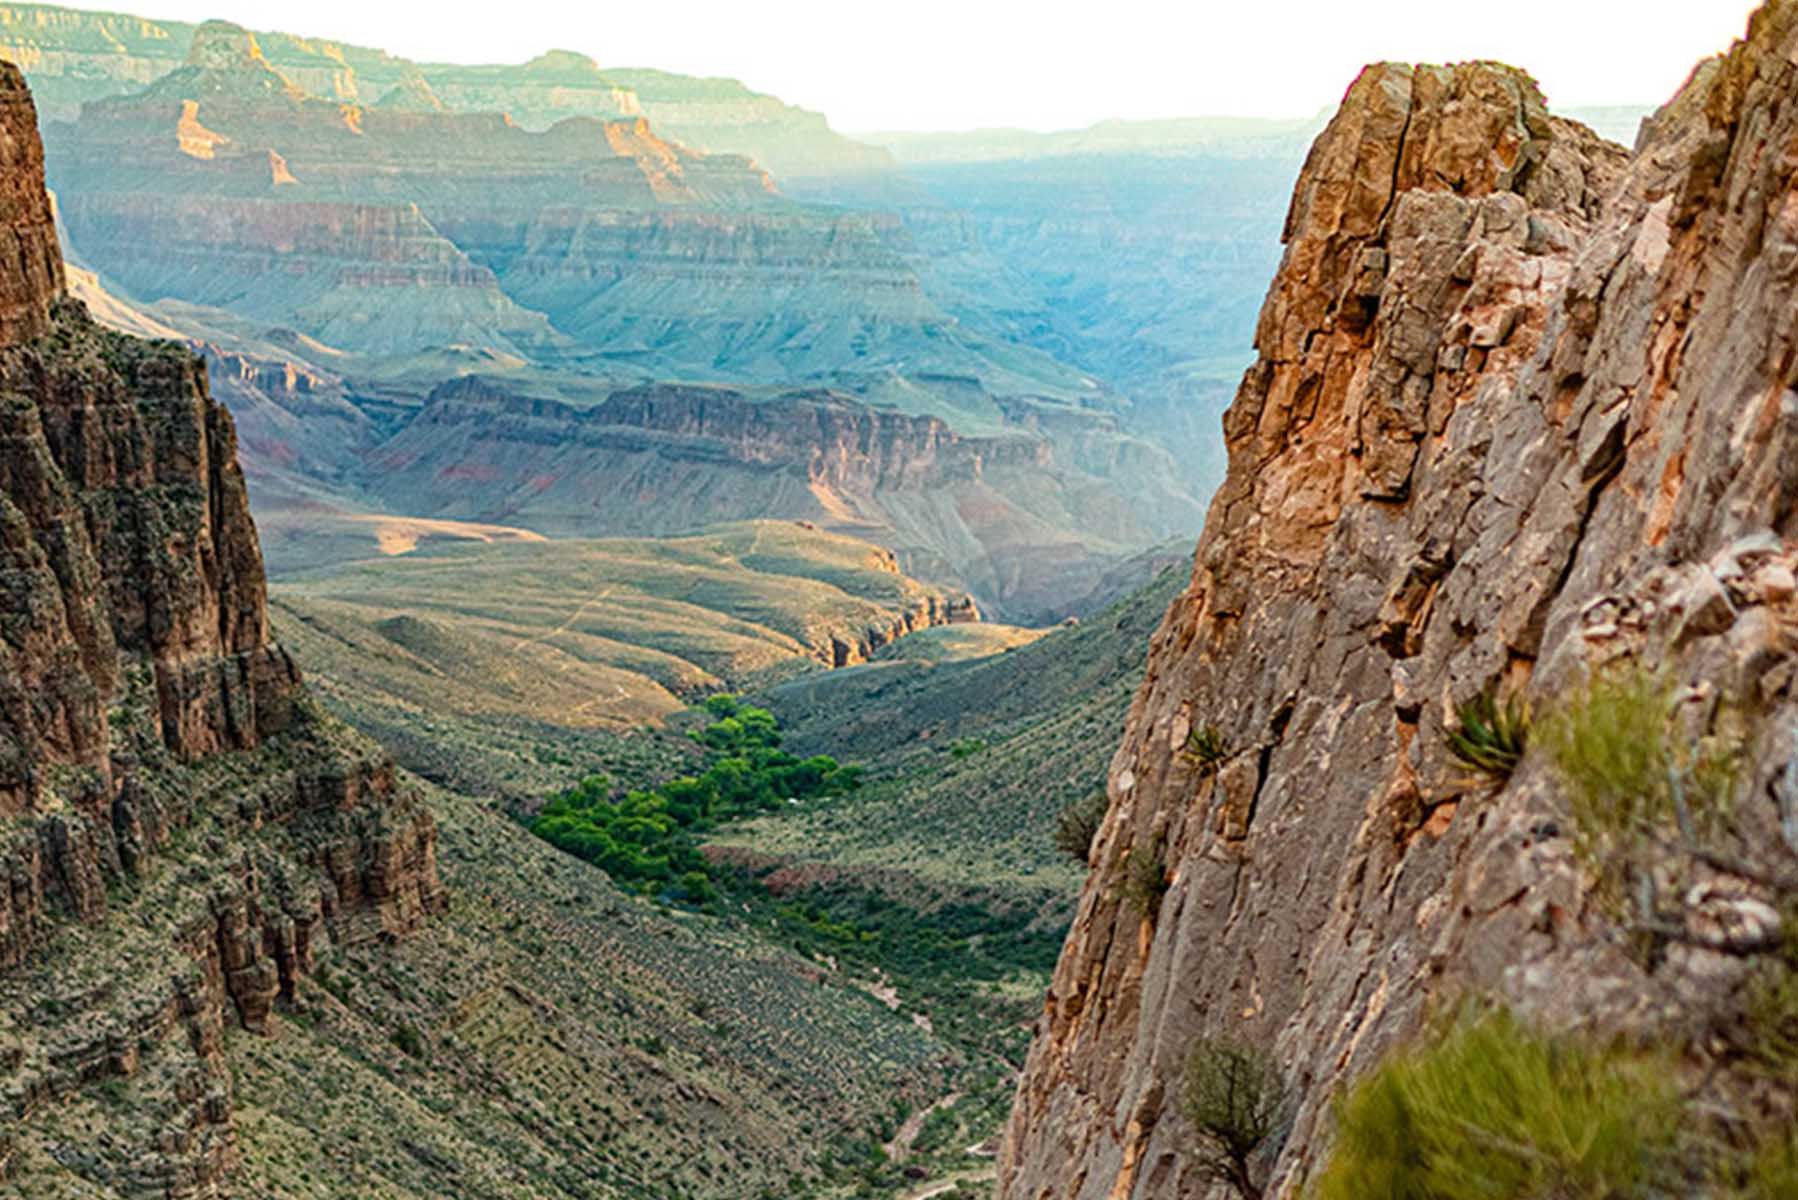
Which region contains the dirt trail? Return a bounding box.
[885,1090,962,1162]
[902,1167,996,1200]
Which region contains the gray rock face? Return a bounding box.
[1001,10,1798,1197]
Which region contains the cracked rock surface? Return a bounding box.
[1001,10,1798,1197]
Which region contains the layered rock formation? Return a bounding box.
[356,377,1206,619]
[0,3,906,195]
[0,63,443,1195]
[1003,11,1798,1197]
[45,22,780,361]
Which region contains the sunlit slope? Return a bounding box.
[271,520,975,797]
[712,566,1185,904]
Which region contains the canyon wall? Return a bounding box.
[1003,11,1798,1197]
[0,62,444,1195]
[356,377,1205,620]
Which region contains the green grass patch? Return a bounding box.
[1313,1008,1681,1200]
[1540,666,1738,893]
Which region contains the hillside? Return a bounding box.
[269,521,978,798]
[718,566,1185,910]
[1002,11,1798,1198]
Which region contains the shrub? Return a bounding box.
[1313,1008,1680,1200]
[1184,724,1229,776]
[950,737,988,759]
[1053,791,1109,865]
[392,1024,425,1059]
[1121,838,1170,920]
[1541,665,1737,891]
[1181,1038,1284,1199]
[1446,688,1528,780]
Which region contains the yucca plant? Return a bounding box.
[1446,689,1528,780]
[1184,724,1229,777]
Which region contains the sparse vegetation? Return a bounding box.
[1184,724,1229,776]
[1446,687,1528,780]
[1181,1039,1284,1199]
[1540,665,1740,920]
[1313,1008,1681,1200]
[1121,837,1171,920]
[1053,791,1110,865]
[950,736,988,759]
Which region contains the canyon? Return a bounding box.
[6,1,1791,1198]
[16,12,1233,617]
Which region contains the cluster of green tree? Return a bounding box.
[530,695,860,899]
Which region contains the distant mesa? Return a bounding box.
[521,49,604,77]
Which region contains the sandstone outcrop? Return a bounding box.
[0,65,443,1196]
[1002,13,1798,1197]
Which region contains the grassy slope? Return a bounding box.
[717,564,1186,914]
[271,520,959,800]
[221,781,953,1200]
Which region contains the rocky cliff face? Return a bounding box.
[0,64,443,1196]
[1003,12,1798,1197]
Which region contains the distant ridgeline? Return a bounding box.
[5,9,1235,617]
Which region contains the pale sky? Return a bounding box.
[131,0,1761,132]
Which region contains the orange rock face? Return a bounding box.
[1002,13,1798,1197]
[0,60,62,345]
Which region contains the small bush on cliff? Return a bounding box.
[1312,1009,1680,1200]
[1181,1038,1284,1200]
[1183,724,1229,776]
[1541,665,1739,911]
[1121,837,1170,920]
[1053,791,1109,865]
[1446,688,1528,781]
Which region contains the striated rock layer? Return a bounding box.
[0,65,443,1196]
[360,377,1204,620]
[1003,9,1798,1198]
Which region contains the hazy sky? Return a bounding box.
[137,0,1761,132]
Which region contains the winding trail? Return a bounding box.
[884,1090,963,1162]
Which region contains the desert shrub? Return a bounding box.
[1540,665,1738,905]
[392,1024,425,1059]
[1053,791,1109,865]
[1181,1038,1284,1199]
[1121,838,1170,920]
[1446,688,1528,780]
[1184,724,1229,776]
[1313,1008,1680,1200]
